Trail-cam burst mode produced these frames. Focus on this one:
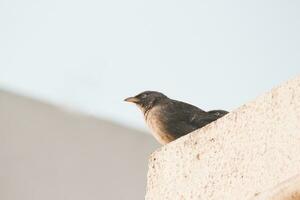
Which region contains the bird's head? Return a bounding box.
[124,91,168,113]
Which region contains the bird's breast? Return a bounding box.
[145,107,174,144]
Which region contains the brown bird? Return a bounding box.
[124,91,228,145]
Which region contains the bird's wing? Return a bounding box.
[190,110,228,128]
[189,113,220,128]
[158,100,206,136]
[169,100,206,114]
[160,100,228,136]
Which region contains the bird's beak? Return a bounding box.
[124,96,140,103]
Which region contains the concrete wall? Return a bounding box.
[0,90,158,200]
[145,75,300,200]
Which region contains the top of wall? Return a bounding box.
[146,75,300,200]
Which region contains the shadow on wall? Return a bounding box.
[251,174,300,200]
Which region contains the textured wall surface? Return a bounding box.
[145,75,300,200]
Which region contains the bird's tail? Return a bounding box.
[207,110,229,117]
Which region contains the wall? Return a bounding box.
[146,75,300,200]
[0,90,158,200]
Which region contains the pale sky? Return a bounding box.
[1,0,300,131]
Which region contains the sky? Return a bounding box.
[0,0,300,131]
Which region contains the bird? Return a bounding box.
[124,91,228,145]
